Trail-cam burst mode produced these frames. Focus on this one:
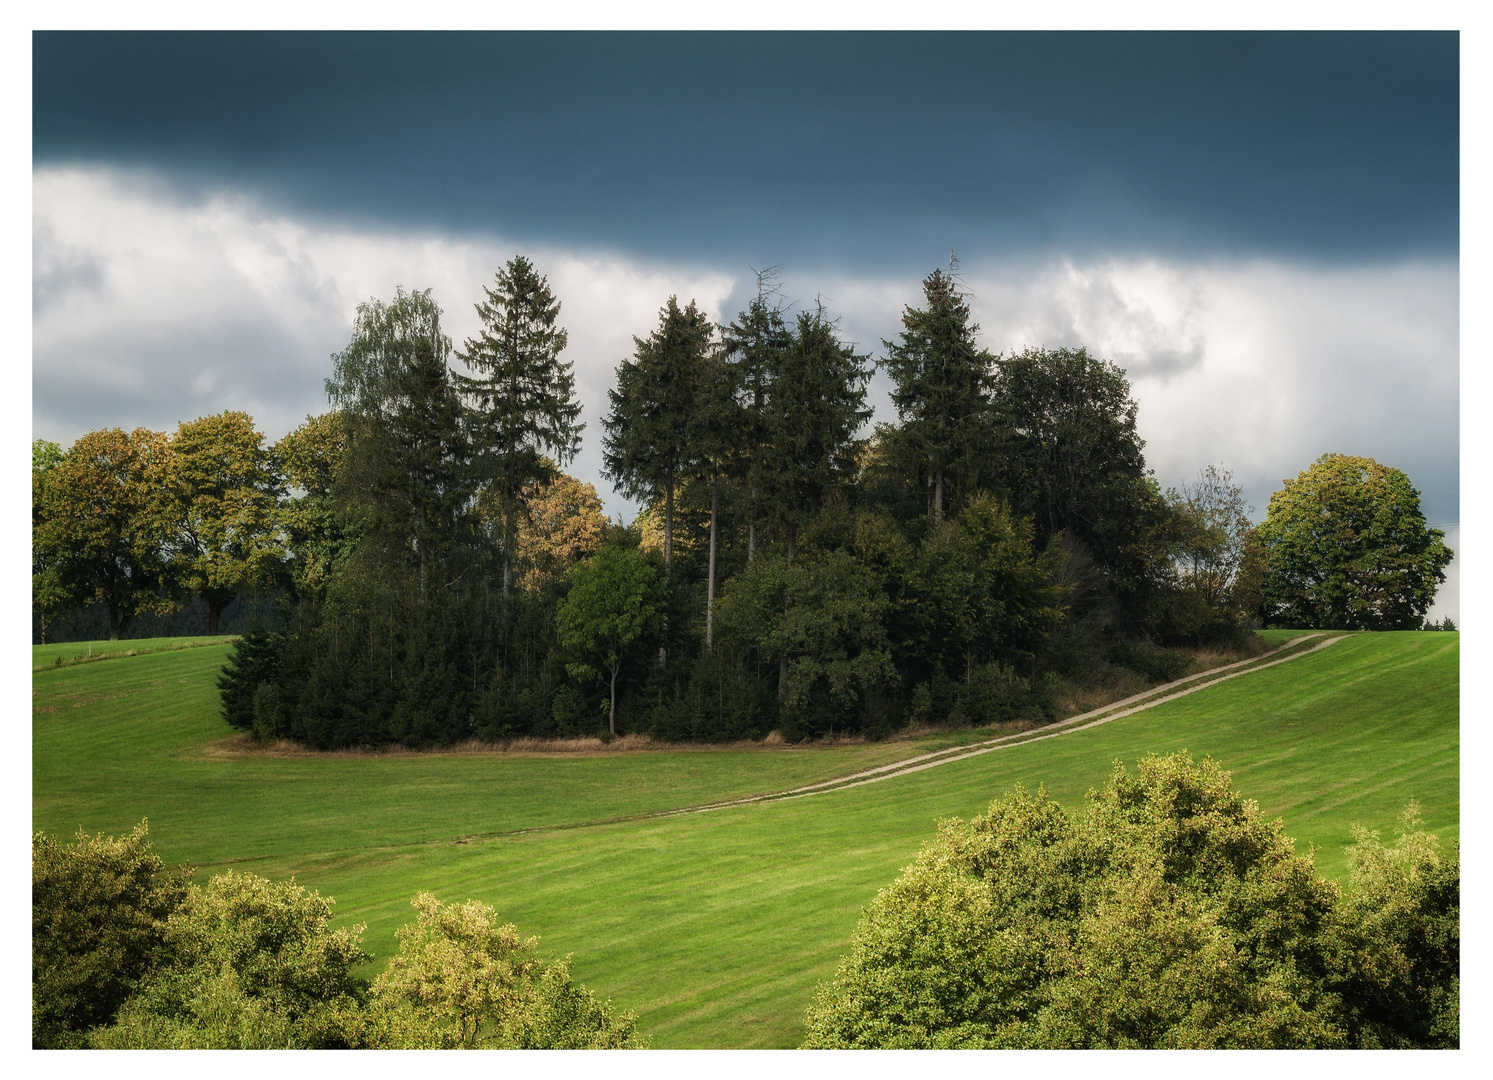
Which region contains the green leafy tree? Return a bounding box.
[1255,454,1452,629]
[803,753,1351,1048]
[32,821,192,1047]
[555,545,666,734]
[457,256,583,596]
[716,549,894,739]
[32,427,179,639]
[882,265,1000,524]
[325,287,472,595]
[1333,804,1459,1048]
[602,296,715,575]
[272,411,356,603]
[32,439,71,643]
[169,411,285,634]
[803,752,1458,1049]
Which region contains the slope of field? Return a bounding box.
[32,631,1457,1048]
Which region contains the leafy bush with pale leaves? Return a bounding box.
[802,752,1458,1049]
[364,892,646,1048]
[32,821,191,1047]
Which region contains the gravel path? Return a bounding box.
[667,633,1346,815]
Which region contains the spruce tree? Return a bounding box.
[722,270,790,562]
[760,309,871,561]
[601,296,715,575]
[882,265,999,525]
[456,257,583,596]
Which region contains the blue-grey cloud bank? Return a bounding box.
[34,31,1458,267]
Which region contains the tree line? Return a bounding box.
[33,256,1453,746]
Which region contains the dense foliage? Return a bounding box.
[33,258,1452,744]
[34,823,645,1050]
[801,753,1458,1049]
[1255,454,1452,630]
[32,822,192,1047]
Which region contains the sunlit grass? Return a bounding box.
[33,631,1456,1047]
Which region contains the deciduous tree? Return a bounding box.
[1256,454,1452,630]
[510,470,608,591]
[170,411,284,634]
[272,411,355,603]
[555,546,666,734]
[326,288,471,595]
[33,427,178,639]
[32,821,192,1048]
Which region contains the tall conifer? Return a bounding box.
[602,296,715,575]
[882,265,999,524]
[457,257,582,596]
[722,270,790,562]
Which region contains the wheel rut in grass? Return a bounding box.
[430,633,1345,847]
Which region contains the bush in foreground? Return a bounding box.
[32,821,192,1047]
[34,822,646,1049]
[802,752,1458,1049]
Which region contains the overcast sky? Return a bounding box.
[31,31,1459,619]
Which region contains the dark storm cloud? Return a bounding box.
[33,31,1458,266]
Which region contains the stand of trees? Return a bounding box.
[34,260,1453,746]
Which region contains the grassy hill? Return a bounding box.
[32,630,1458,1048]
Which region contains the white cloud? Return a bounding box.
[34,166,1459,620]
[32,166,734,515]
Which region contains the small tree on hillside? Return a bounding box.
[1256,454,1452,630]
[555,546,666,735]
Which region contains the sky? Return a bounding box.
[31,30,1460,619]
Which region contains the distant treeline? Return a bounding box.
[33,258,1451,746]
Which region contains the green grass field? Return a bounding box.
[32,630,1458,1048]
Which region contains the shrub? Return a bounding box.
[803,753,1457,1049]
[365,892,646,1048]
[87,871,371,1049]
[32,821,191,1047]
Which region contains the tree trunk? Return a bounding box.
[208,603,223,636]
[933,468,944,525]
[748,520,756,563]
[659,477,673,669]
[502,502,514,598]
[706,475,718,652]
[108,607,124,641]
[786,522,797,564]
[417,505,428,598]
[609,662,619,736]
